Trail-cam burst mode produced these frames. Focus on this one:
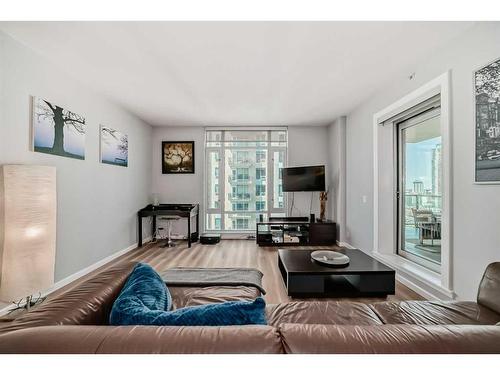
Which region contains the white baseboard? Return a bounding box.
[337,241,355,249]
[49,236,151,293]
[394,273,445,300]
[0,236,150,317]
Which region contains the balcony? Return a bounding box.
[403,193,442,225]
[227,157,253,167]
[228,193,251,201]
[404,193,441,208]
[227,176,251,184]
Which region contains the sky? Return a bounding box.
[405,136,441,191]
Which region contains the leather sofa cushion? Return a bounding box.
[0,325,283,354]
[0,263,261,334]
[279,323,500,354]
[0,262,138,335]
[0,326,111,354]
[477,262,500,315]
[369,301,500,325]
[170,285,261,309]
[266,301,383,326]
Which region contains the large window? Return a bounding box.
[256,167,266,180]
[205,129,287,232]
[256,184,266,196]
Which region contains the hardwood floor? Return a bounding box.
[0,240,423,318]
[108,239,423,304]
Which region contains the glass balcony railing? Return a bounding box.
[403,193,442,225]
[228,176,251,184]
[227,158,253,167]
[228,193,251,201]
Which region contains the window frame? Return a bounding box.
[255,201,265,211]
[372,72,453,299]
[255,184,266,197]
[204,128,288,233]
[396,107,442,273]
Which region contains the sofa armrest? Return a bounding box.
[279,323,500,354]
[0,262,138,336]
[477,262,500,315]
[0,325,283,354]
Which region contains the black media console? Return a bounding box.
[256,217,337,246]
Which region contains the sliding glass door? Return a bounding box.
[397,108,442,272]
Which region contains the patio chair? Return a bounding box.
[411,208,440,245]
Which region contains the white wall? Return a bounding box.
[345,22,500,300]
[151,126,205,236]
[0,32,153,284]
[327,117,346,241]
[151,126,331,234]
[287,126,330,218]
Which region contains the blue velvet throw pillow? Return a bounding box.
[148,297,267,326]
[109,263,267,326]
[109,263,172,325]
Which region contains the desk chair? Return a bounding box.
[158,216,180,247]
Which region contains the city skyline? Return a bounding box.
[405,136,442,193]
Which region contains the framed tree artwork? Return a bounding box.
[162,141,195,174]
[474,57,500,183]
[32,97,86,160]
[100,126,128,167]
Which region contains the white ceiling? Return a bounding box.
[0,22,473,127]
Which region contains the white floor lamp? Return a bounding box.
[0,165,57,309]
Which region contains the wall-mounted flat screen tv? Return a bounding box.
[282,165,325,192]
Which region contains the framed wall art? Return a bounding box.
[162,141,195,174]
[100,126,128,167]
[32,97,86,160]
[474,57,500,183]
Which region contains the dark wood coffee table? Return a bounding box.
[278,248,395,297]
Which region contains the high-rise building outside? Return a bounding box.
[432,144,442,195]
[413,180,424,194]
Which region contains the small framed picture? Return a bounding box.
[474,57,500,183]
[162,141,195,174]
[100,125,128,167]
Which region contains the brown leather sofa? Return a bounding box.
[0,261,499,354]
